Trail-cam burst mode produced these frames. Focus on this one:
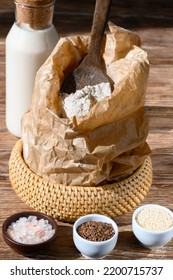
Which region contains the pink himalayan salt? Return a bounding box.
[7,215,55,244]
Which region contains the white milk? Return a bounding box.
[6,23,58,137]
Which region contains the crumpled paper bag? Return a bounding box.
[22,22,151,186]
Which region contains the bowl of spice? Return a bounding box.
[73,214,118,259]
[2,211,58,256]
[132,204,173,249]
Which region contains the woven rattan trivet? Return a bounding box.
[9,139,152,222]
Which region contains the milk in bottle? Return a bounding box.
[6,0,59,137]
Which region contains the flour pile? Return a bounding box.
[61,82,112,118]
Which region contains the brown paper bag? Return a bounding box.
[22,22,151,186]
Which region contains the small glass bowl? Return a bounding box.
[132,204,173,249]
[2,211,58,256]
[73,214,118,259]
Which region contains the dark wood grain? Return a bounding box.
[0,0,173,260]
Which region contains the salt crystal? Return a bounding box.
[28,215,37,224]
[38,218,46,228]
[7,215,55,244]
[47,224,53,230]
[18,217,28,223]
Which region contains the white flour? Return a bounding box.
[61,82,111,118]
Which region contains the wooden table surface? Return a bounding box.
[0,0,173,260]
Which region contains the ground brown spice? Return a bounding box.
[77,221,115,242]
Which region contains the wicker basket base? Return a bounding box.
[9,140,152,222]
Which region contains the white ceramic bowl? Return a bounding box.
[132,204,173,249]
[73,214,118,259]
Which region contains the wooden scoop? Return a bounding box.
[61,0,112,94]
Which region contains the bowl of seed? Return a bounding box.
[73,214,118,259]
[132,204,173,249]
[2,211,58,256]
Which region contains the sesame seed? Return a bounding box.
[136,207,173,231]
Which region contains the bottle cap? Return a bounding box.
[15,0,55,29]
[15,0,55,7]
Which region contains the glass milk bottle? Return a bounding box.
[6,0,59,137]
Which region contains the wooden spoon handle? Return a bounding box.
[88,0,112,56]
